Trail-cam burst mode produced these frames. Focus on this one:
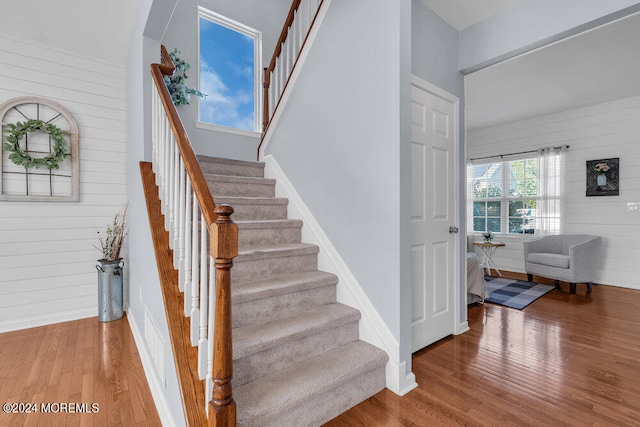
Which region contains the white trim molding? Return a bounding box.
[263,154,417,396]
[0,307,95,333]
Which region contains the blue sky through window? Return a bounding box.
[199,17,255,131]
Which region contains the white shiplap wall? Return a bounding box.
[467,95,640,290]
[0,33,127,331]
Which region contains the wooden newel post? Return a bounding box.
[208,204,238,427]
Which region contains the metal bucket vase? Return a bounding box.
[96,259,124,322]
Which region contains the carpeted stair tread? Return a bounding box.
[215,196,289,206]
[235,242,319,262]
[196,155,264,169]
[205,173,275,186]
[232,271,338,304]
[206,173,275,198]
[234,340,388,426]
[236,219,303,229]
[233,303,359,359]
[197,155,265,178]
[214,196,290,221]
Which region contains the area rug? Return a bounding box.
[484,277,555,309]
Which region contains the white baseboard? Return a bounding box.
[456,321,470,335]
[263,155,417,396]
[0,307,96,333]
[127,309,178,427]
[387,361,418,396]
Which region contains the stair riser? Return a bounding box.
[228,204,288,221]
[199,162,264,178]
[232,284,336,329]
[207,180,275,198]
[262,365,386,427]
[238,226,301,248]
[232,253,318,283]
[233,321,359,388]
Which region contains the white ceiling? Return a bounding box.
[420,0,522,31]
[0,0,141,65]
[466,12,640,130]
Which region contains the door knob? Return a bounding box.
[449,226,459,234]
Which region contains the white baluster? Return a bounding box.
[205,256,215,403]
[184,178,193,317]
[275,63,281,109]
[158,111,166,189]
[168,136,176,245]
[162,120,173,219]
[297,4,304,47]
[283,36,290,82]
[197,213,209,379]
[157,113,165,194]
[270,78,276,117]
[173,153,182,269]
[156,91,161,173]
[289,28,295,75]
[151,89,157,174]
[152,88,158,177]
[291,10,298,55]
[190,198,200,345]
[176,157,186,287]
[279,50,285,98]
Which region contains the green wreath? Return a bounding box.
[3,119,67,170]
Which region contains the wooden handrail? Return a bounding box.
[150,46,218,227]
[150,45,237,427]
[262,0,302,135]
[260,0,324,155]
[267,0,302,74]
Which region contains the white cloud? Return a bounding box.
[199,59,255,131]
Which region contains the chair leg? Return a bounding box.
[527,274,533,282]
[570,283,576,294]
[586,282,592,291]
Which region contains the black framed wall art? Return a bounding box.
[586,157,619,197]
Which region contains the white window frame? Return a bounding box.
[197,6,262,135]
[470,155,542,237]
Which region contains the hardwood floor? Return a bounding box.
[327,281,640,426]
[0,315,161,427]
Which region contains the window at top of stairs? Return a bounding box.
[197,6,262,133]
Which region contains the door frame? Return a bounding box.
[410,75,466,342]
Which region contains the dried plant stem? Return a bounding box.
[96,205,127,261]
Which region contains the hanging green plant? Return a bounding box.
[3,119,68,170]
[164,48,207,106]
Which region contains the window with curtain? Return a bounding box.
[468,147,566,235]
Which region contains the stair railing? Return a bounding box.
[260,0,324,144]
[151,45,237,427]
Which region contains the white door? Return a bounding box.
[410,78,459,353]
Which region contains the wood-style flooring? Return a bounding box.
[0,315,161,426]
[327,279,640,426]
[3,279,639,426]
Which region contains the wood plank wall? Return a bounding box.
[0,33,127,331]
[467,95,640,290]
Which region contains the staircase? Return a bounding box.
[197,155,387,426]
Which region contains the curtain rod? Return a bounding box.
[469,145,570,162]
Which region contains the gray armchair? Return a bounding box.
[523,234,602,294]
